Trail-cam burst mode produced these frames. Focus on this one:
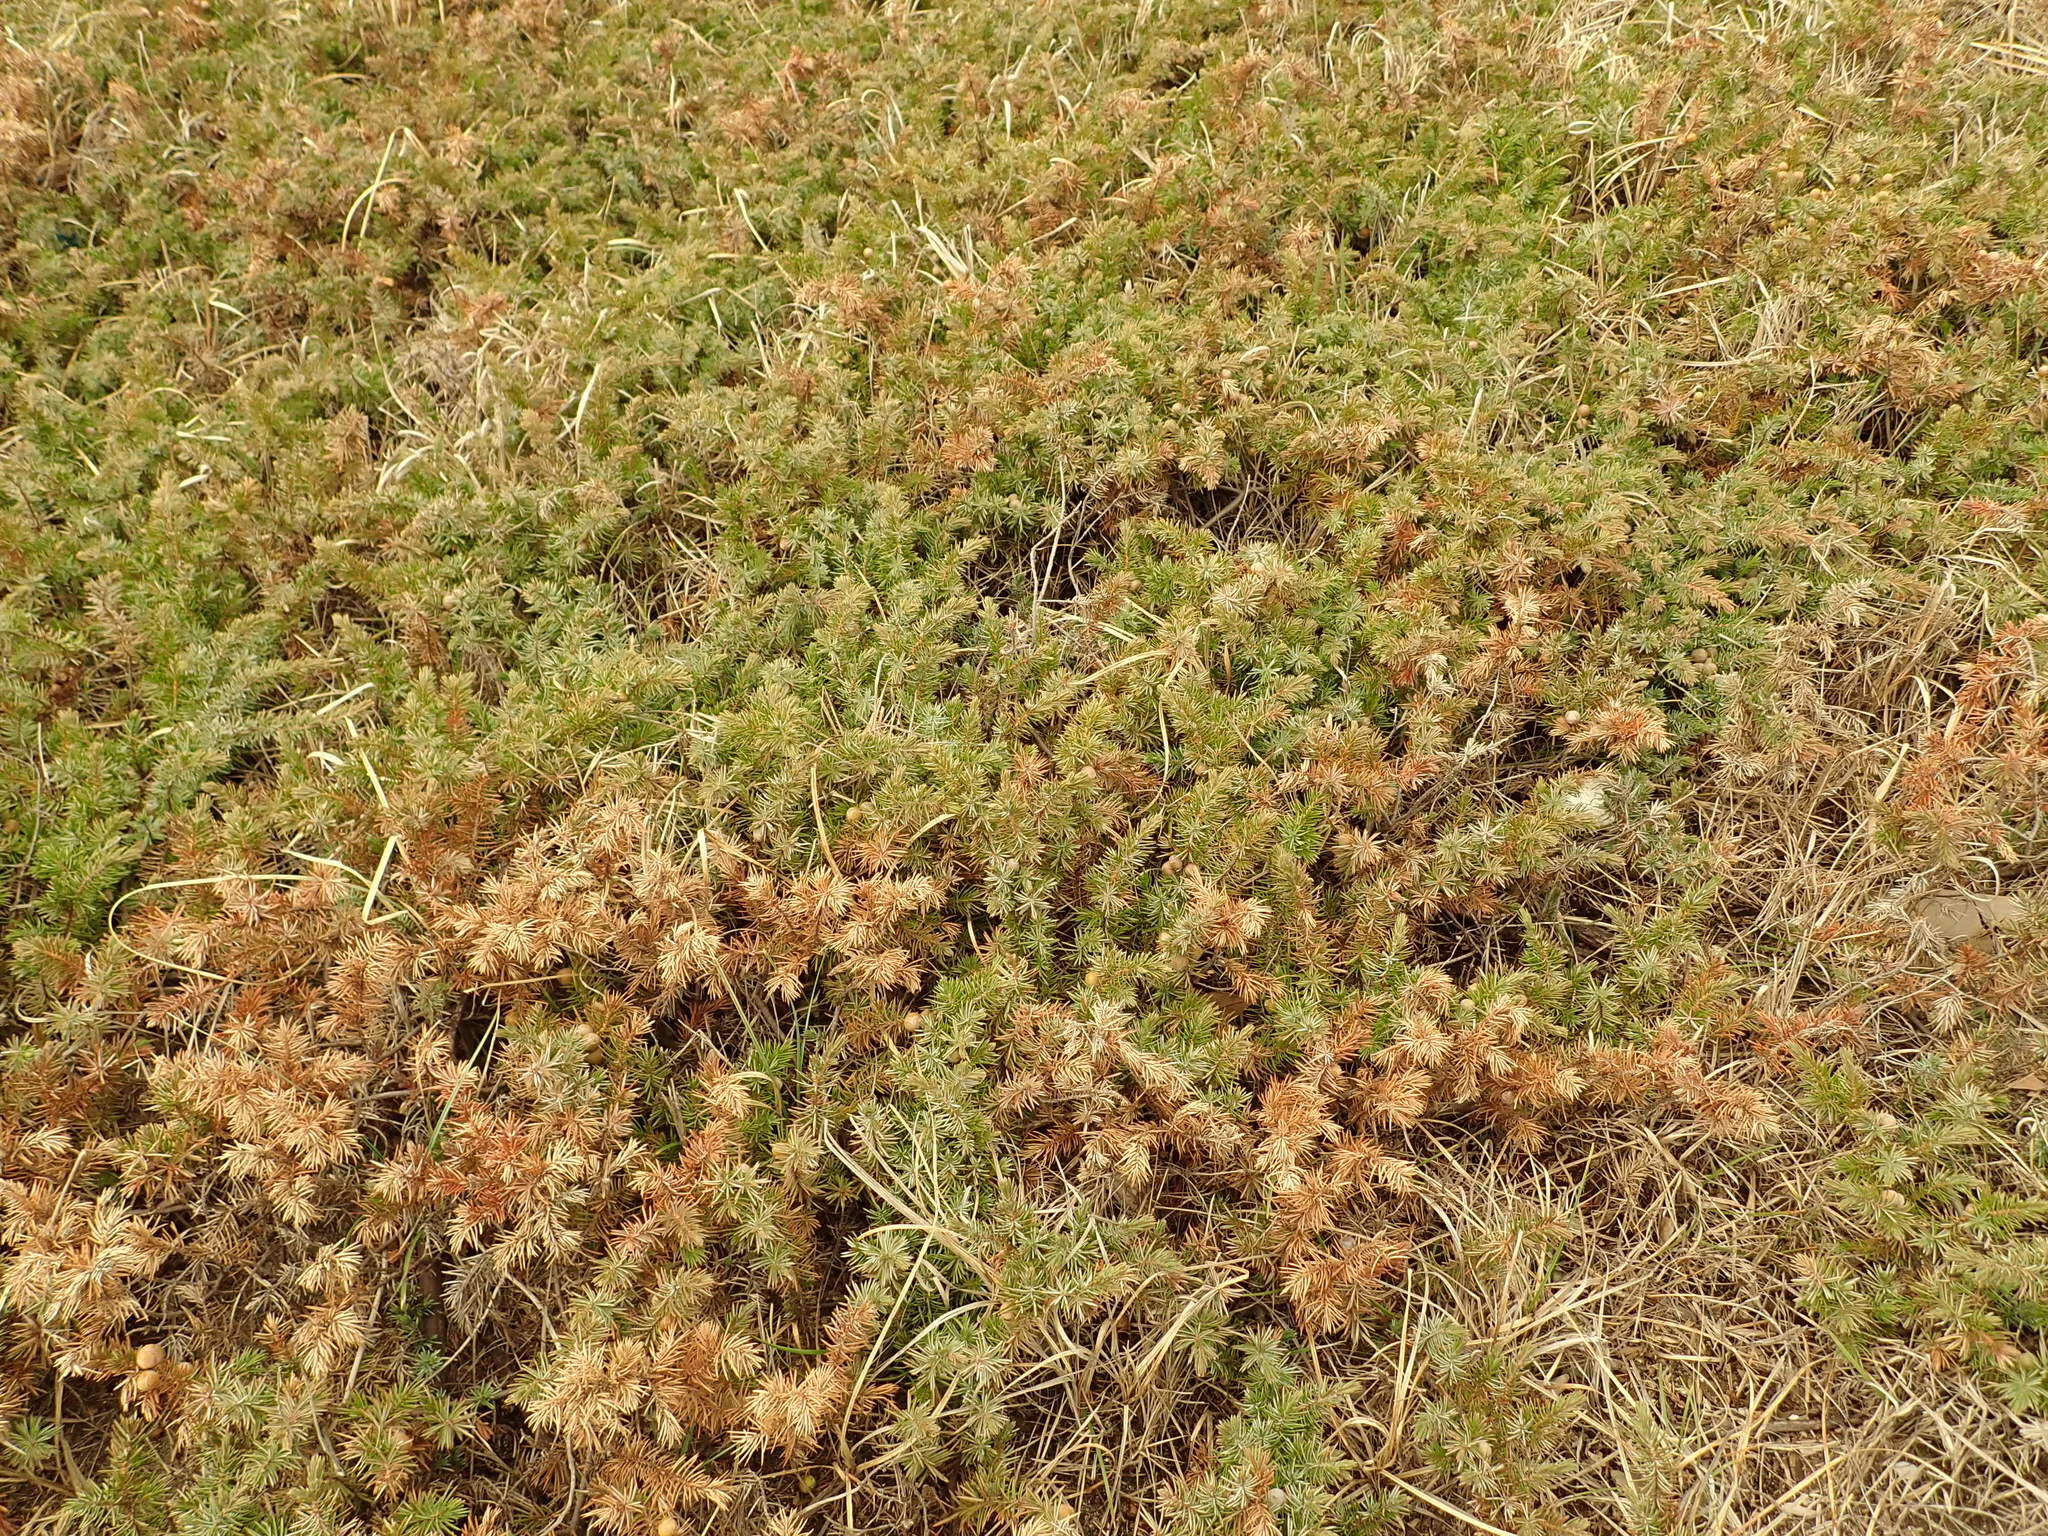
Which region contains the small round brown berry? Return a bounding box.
[1564,710,1582,725]
[133,1369,162,1393]
[134,1343,165,1371]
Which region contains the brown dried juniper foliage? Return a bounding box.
[3,1,2048,1534]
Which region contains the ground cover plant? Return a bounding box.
[3,0,2048,1530]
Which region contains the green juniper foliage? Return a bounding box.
[2,0,2047,1532]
